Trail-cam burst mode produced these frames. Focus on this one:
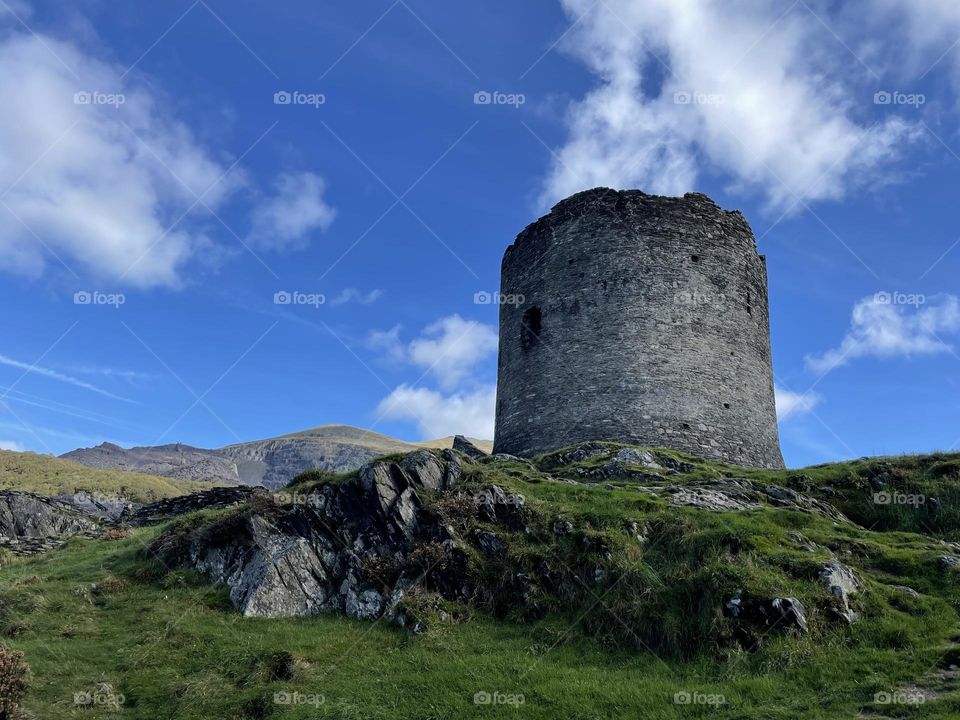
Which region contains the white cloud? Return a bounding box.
[407,315,499,390]
[543,0,921,212]
[248,172,335,250]
[0,440,25,452]
[0,32,243,288]
[0,353,136,403]
[330,288,384,306]
[806,294,960,372]
[369,315,499,389]
[775,386,822,420]
[366,324,406,363]
[376,384,496,440]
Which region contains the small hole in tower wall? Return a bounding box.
[690,254,700,263]
[521,306,542,351]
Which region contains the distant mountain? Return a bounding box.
[61,425,493,489]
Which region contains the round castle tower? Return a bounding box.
[493,188,784,469]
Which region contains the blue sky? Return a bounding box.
[0,0,957,468]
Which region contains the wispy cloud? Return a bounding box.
[806,294,960,373]
[330,288,384,306]
[775,386,822,421]
[0,353,138,403]
[248,172,336,251]
[0,439,24,452]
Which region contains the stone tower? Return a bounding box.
[493,188,784,469]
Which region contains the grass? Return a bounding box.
[0,450,224,502]
[2,445,960,718]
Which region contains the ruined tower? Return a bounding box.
[493,188,784,469]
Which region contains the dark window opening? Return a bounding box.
[521,306,542,351]
[723,403,730,409]
[691,254,700,263]
[681,423,691,431]
[746,289,753,316]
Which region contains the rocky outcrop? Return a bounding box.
[123,486,261,526]
[152,451,477,620]
[0,491,100,555]
[453,435,487,459]
[625,477,851,522]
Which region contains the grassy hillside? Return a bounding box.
[0,450,221,502]
[2,445,959,718]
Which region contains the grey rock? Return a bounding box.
[725,592,808,634]
[0,491,99,542]
[888,585,920,597]
[453,435,487,459]
[939,555,960,570]
[552,518,574,536]
[820,561,861,623]
[473,529,506,558]
[787,532,819,553]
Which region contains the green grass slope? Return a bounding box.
[0,450,223,502]
[2,446,960,719]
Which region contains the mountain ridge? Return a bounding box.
[60,424,493,489]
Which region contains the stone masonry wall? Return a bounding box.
[493,188,784,469]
